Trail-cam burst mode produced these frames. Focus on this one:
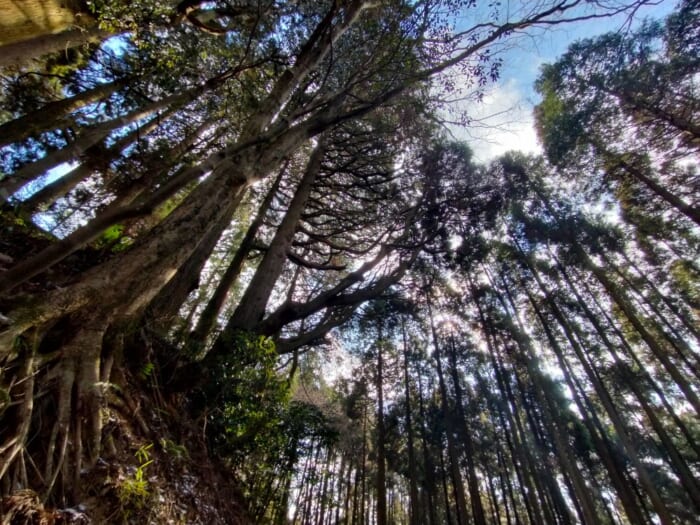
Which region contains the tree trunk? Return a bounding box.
[0,27,114,69]
[519,242,677,523]
[602,149,700,226]
[415,357,438,525]
[401,317,421,525]
[572,263,700,460]
[190,164,287,345]
[602,251,700,377]
[375,337,387,525]
[0,80,123,147]
[446,335,487,525]
[145,199,241,333]
[498,263,650,525]
[225,140,325,331]
[576,243,700,415]
[619,250,700,342]
[19,105,178,214]
[426,294,469,525]
[0,85,207,201]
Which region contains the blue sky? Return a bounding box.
[449,0,677,162]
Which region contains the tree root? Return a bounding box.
[0,336,36,482]
[1,317,115,504]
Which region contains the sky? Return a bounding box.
[448,0,678,163]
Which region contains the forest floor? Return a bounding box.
[1,360,252,524]
[0,214,252,524]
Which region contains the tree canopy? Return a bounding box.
[0,1,698,523]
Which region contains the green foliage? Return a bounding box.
[93,224,134,252]
[207,331,289,456]
[159,438,189,461]
[118,443,154,513]
[138,361,155,380]
[669,260,700,309]
[86,0,175,33]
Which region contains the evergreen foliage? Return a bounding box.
[0,1,697,524]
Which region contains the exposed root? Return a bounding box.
[44,356,75,499]
[0,335,36,483]
[0,488,91,524]
[47,320,110,501]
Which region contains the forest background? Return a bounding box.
[0,1,698,524]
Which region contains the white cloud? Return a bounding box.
[443,78,542,163]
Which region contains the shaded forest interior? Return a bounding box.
[0,0,698,523]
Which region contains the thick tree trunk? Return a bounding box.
[145,199,241,333]
[0,1,387,503]
[0,27,113,69]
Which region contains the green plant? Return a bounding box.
[160,438,188,460]
[118,444,154,511]
[139,362,155,380]
[208,331,290,457]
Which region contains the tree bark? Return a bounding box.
[0,27,114,68]
[19,105,178,214]
[226,140,325,331]
[145,199,241,333]
[401,317,421,525]
[189,164,287,345]
[0,80,123,147]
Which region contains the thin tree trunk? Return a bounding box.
[401,317,421,525]
[576,244,700,415]
[602,251,700,377]
[225,140,326,331]
[602,148,700,226]
[554,250,700,460]
[508,264,665,517]
[375,337,387,525]
[0,80,123,147]
[189,164,286,344]
[446,335,487,525]
[426,294,469,525]
[619,250,700,342]
[416,357,438,525]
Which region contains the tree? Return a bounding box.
[1,0,670,519]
